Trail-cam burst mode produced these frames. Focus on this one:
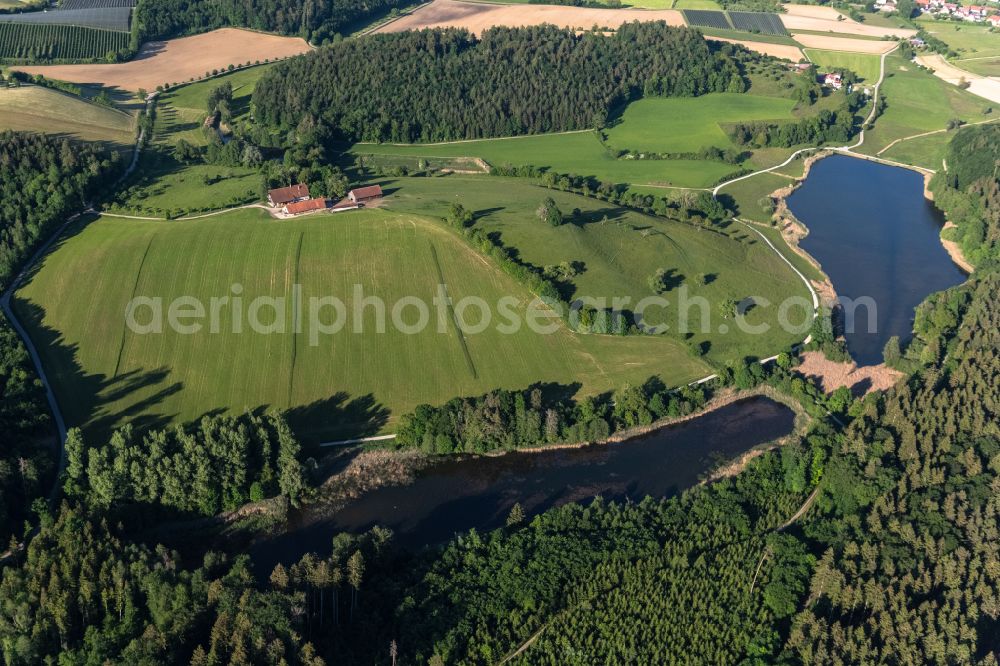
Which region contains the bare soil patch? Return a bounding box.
[708,36,803,61]
[782,14,914,38]
[793,33,897,54]
[15,28,311,92]
[377,0,684,34]
[797,350,903,395]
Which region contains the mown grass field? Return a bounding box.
[859,55,992,156]
[352,131,740,188]
[15,207,720,442]
[0,84,134,146]
[604,93,796,153]
[804,48,881,81]
[382,175,813,361]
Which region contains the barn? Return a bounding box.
[268,183,310,207]
[347,184,383,204]
[283,198,329,215]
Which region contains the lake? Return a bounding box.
[787,155,967,366]
[252,396,795,573]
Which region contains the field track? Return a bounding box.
[15,28,310,91]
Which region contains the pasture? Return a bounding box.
[859,55,993,155]
[604,93,796,154]
[15,208,715,442]
[804,49,881,81]
[110,65,275,216]
[155,64,274,147]
[381,175,813,361]
[15,28,310,91]
[879,130,953,172]
[0,84,135,145]
[956,57,1000,78]
[918,22,1000,59]
[352,131,741,188]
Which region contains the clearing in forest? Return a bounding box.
[604,93,796,154]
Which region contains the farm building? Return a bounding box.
[283,198,329,215]
[822,73,843,90]
[347,184,383,204]
[268,183,310,207]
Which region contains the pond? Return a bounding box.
[252,396,796,573]
[787,155,967,366]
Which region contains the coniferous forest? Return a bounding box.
[252,24,747,143]
[0,131,119,547]
[3,35,1000,666]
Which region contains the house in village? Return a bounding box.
[347,185,383,205]
[267,183,310,208]
[283,198,329,215]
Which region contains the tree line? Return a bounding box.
[929,123,1000,269]
[252,24,748,144]
[63,412,306,518]
[133,0,412,44]
[0,130,120,546]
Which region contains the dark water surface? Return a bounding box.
[252,397,795,572]
[787,155,967,365]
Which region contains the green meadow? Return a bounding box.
[603,93,796,154]
[15,207,719,442]
[18,175,813,441]
[917,21,1000,59]
[112,66,276,217]
[352,130,740,188]
[804,49,881,82]
[383,175,812,359]
[859,55,992,156]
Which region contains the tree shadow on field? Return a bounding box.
[10,300,182,443]
[284,391,390,447]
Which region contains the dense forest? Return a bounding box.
[0,322,52,548]
[252,24,747,143]
[64,413,306,518]
[133,0,412,44]
[0,131,120,291]
[0,131,120,547]
[930,123,1000,269]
